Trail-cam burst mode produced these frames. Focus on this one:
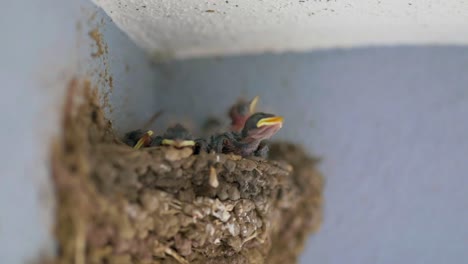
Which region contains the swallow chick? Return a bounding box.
[210,112,283,158]
[153,124,208,154]
[122,109,163,150]
[229,96,259,132]
[123,129,154,149]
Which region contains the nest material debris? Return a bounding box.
[49,79,323,264]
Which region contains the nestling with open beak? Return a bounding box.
[123,129,154,150]
[153,124,208,153]
[210,112,284,157]
[122,109,164,150]
[229,96,259,132]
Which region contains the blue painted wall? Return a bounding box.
[1,1,467,263]
[152,47,468,264]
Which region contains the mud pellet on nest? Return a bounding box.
[154,176,186,188]
[240,223,256,238]
[263,164,282,175]
[228,236,242,252]
[164,147,193,162]
[226,220,241,236]
[175,234,193,256]
[248,210,263,228]
[217,184,229,201]
[236,159,257,171]
[214,154,227,164]
[141,191,161,212]
[223,159,236,172]
[193,156,208,171]
[181,155,196,169]
[273,160,294,172]
[134,164,149,175]
[173,168,183,178]
[151,162,171,173]
[169,160,184,170]
[239,182,261,198]
[228,185,241,200]
[177,189,195,203]
[182,204,195,215]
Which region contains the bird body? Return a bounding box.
[229,96,259,132]
[153,124,208,153]
[210,112,283,157]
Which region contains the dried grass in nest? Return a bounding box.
[48,79,324,264]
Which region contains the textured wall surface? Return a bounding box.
[93,0,468,59]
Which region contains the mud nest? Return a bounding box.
[50,79,324,264]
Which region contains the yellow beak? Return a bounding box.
[162,139,196,148]
[256,116,284,128]
[249,96,259,114]
[133,130,154,150]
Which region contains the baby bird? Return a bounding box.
[228,96,259,132]
[153,124,208,154]
[210,112,283,157]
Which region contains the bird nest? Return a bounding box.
[48,79,323,264]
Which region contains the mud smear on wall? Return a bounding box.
[47,78,323,264]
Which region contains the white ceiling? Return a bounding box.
[94,0,468,59]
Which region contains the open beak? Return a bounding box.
[133,130,154,150]
[249,96,259,114]
[256,116,284,128]
[162,139,196,148]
